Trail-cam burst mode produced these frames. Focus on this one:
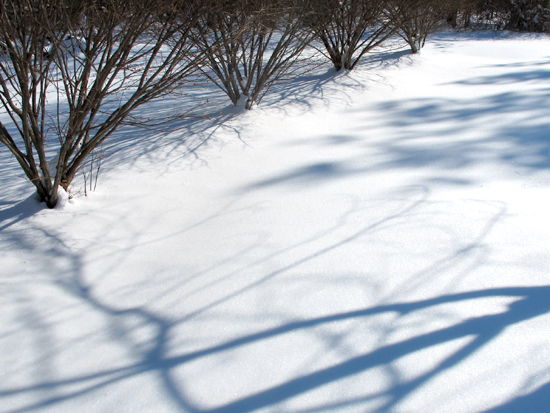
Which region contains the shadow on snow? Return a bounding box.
[2,37,550,413]
[1,188,549,412]
[244,60,550,191]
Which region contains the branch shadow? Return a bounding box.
[202,285,550,413]
[0,143,39,205]
[241,64,550,193]
[5,271,549,412]
[89,87,244,175]
[3,185,548,413]
[454,69,550,85]
[483,380,550,413]
[260,46,412,114]
[0,193,44,231]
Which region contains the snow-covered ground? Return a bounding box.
[2,31,550,413]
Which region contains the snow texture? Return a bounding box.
[1,31,550,413]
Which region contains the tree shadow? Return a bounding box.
[242,62,550,192]
[4,269,549,412]
[88,87,244,175]
[0,141,38,204]
[260,45,412,114]
[454,69,550,85]
[201,285,550,413]
[483,380,550,413]
[0,193,44,231]
[3,186,549,413]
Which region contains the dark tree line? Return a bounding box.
[1,0,548,208]
[449,0,550,31]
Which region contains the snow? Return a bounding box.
[2,31,550,412]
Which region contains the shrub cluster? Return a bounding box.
[0,0,547,208]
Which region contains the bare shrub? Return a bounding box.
[385,0,458,53]
[305,0,396,71]
[191,0,315,109]
[0,0,203,208]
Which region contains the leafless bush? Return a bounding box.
[191,0,315,109]
[385,0,458,53]
[305,0,396,71]
[0,0,203,208]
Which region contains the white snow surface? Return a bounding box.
[2,31,550,413]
